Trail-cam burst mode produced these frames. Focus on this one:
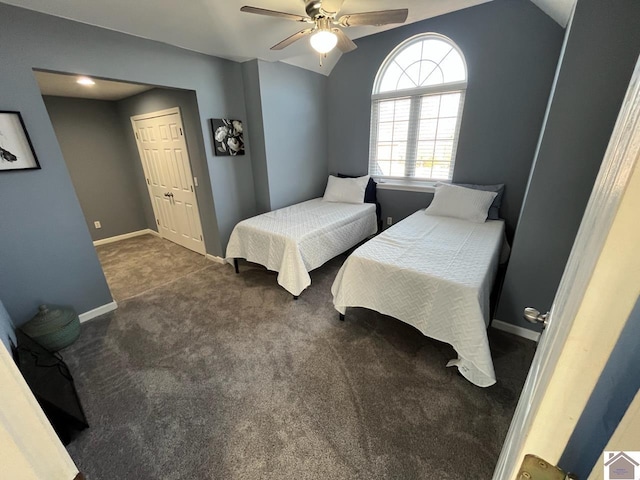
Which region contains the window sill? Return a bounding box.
[375,179,437,193]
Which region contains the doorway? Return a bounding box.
[35,70,213,301]
[130,108,205,255]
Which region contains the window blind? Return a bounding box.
[369,33,467,183]
[369,91,464,181]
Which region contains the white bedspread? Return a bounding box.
[226,199,377,296]
[331,211,504,387]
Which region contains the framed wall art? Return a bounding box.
[0,111,40,171]
[211,118,245,156]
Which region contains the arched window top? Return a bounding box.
[369,33,467,182]
[374,33,467,95]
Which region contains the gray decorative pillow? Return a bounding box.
[451,183,505,220]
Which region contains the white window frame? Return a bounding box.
[369,33,467,191]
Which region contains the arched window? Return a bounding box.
[369,33,467,183]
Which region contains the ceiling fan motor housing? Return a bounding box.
[305,1,331,19]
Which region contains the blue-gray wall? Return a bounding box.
[244,60,329,212]
[327,0,564,238]
[0,3,255,323]
[116,88,219,252]
[258,61,328,210]
[43,96,148,241]
[242,60,271,213]
[0,301,16,353]
[559,296,640,477]
[496,0,640,330]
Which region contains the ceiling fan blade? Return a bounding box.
[338,9,409,27]
[271,28,314,50]
[319,0,345,15]
[332,28,357,53]
[240,6,310,23]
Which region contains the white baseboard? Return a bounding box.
[79,301,118,323]
[93,229,158,246]
[492,319,541,342]
[205,254,225,264]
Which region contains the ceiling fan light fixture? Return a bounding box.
[310,30,337,54]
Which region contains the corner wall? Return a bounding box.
[327,0,564,237]
[0,3,255,323]
[242,60,271,213]
[116,88,219,251]
[496,0,640,330]
[43,96,148,241]
[243,60,329,211]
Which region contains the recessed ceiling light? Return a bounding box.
[76,76,95,86]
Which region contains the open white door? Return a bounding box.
[1,344,80,479]
[493,59,640,478]
[131,108,206,255]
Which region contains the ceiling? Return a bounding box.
[34,71,154,101]
[530,0,574,27]
[4,0,574,76]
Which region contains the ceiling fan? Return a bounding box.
[240,0,408,55]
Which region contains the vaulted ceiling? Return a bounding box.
[2,0,574,75]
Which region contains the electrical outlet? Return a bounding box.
[386,217,393,226]
[94,221,101,229]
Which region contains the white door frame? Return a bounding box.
[130,107,206,254]
[1,344,80,478]
[493,57,640,478]
[131,106,180,121]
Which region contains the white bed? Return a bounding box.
[331,210,505,387]
[226,198,377,296]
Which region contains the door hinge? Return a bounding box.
[135,132,139,140]
[518,454,577,479]
[146,178,150,185]
[200,235,203,241]
[179,128,183,136]
[190,185,193,192]
[156,219,160,225]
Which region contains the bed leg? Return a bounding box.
[233,258,239,274]
[339,314,345,321]
[293,295,299,300]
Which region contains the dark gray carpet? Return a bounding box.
[64,238,535,479]
[95,234,209,302]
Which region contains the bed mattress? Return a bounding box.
[331,211,505,387]
[226,198,377,296]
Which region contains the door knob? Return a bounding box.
[524,307,549,325]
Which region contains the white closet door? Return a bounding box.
[132,109,205,255]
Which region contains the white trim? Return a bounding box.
[376,180,436,193]
[130,106,180,121]
[78,301,117,323]
[372,82,468,101]
[93,229,158,246]
[372,33,468,95]
[205,254,225,264]
[491,320,541,342]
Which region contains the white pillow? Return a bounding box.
[425,183,497,223]
[322,175,369,204]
